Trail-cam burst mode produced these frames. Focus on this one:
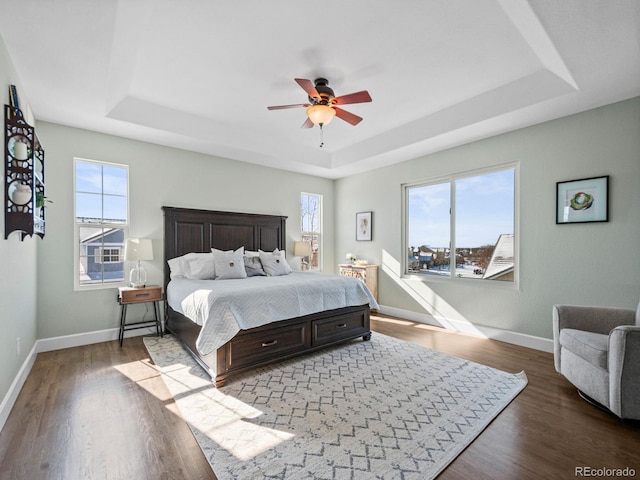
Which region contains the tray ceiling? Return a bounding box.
[1,0,638,178]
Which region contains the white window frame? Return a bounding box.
[74,158,129,290]
[402,162,519,285]
[300,192,323,271]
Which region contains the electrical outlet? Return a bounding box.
[16,337,21,356]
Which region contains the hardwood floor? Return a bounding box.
[0,338,215,480]
[1,314,639,479]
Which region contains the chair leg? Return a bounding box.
[577,389,611,414]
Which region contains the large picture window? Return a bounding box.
[74,158,128,288]
[300,192,322,271]
[405,166,516,282]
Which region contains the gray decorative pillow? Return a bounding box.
[214,247,247,280]
[259,248,292,276]
[244,255,266,277]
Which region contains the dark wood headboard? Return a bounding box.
[162,206,287,287]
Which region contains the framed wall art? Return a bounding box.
[556,175,609,224]
[356,211,372,241]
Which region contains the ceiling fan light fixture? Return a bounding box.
[306,104,336,126]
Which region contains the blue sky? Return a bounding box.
[76,160,128,222]
[408,168,514,249]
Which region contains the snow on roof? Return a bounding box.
[483,234,514,280]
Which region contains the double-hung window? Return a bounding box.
[74,158,129,288]
[405,165,516,282]
[300,192,322,271]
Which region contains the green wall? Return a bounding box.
[335,98,640,339]
[0,35,38,409]
[35,122,335,339]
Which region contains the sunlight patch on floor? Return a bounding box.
[115,354,295,460]
[412,323,446,332]
[170,371,295,461]
[412,322,489,340]
[113,359,175,402]
[371,316,414,326]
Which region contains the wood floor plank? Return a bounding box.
[0,314,639,479]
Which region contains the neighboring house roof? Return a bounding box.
[483,234,514,280]
[79,227,124,244]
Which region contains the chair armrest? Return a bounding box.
[608,326,640,419]
[552,305,635,372]
[553,305,635,335]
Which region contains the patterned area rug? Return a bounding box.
[143,334,527,480]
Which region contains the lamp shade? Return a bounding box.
[306,104,336,126]
[125,238,153,261]
[294,241,312,257]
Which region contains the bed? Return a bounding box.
[163,206,377,387]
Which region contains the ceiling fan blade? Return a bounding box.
[295,78,321,100]
[301,117,314,129]
[267,103,309,110]
[334,107,363,126]
[333,90,372,105]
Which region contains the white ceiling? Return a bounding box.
[1,0,639,179]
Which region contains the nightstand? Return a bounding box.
[339,264,378,302]
[117,285,163,346]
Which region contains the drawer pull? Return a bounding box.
[335,323,347,329]
[134,293,151,298]
[261,339,278,347]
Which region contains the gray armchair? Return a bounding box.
[553,302,640,420]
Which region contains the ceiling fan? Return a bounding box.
[267,78,372,128]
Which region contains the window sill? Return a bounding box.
[74,281,127,292]
[403,272,519,290]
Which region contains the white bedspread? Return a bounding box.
[167,272,379,355]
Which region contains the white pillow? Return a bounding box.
[214,247,247,280]
[167,256,185,279]
[168,252,212,279]
[258,248,292,276]
[186,254,216,279]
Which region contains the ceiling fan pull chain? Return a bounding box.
[319,124,324,148]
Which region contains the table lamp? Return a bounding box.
[294,240,312,270]
[125,238,153,287]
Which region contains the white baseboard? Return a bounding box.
[36,326,157,353]
[0,326,157,432]
[0,342,38,432]
[377,304,554,353]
